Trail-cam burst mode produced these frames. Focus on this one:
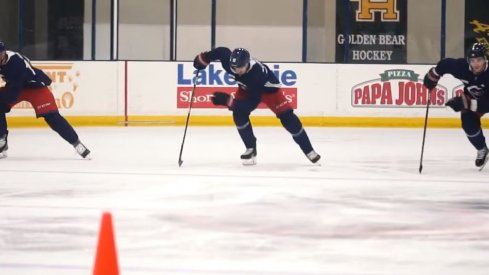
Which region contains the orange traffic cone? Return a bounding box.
[93,212,119,275]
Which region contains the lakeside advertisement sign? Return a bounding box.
[176,64,298,109]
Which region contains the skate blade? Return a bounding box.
[310,156,321,165]
[479,154,489,171]
[0,152,7,159]
[77,152,92,160]
[242,157,256,166]
[312,160,322,166]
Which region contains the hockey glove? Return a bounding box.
[445,95,477,112]
[193,52,210,70]
[423,67,440,90]
[0,102,11,113]
[211,91,231,107]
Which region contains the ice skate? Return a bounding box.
[476,146,489,170]
[241,147,257,165]
[73,140,91,159]
[306,150,321,164]
[0,134,7,159]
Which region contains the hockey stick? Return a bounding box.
[418,92,431,173]
[178,70,200,167]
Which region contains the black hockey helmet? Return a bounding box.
[467,42,488,60]
[230,48,250,68]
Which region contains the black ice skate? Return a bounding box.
[476,146,489,169]
[241,147,257,165]
[0,133,8,159]
[73,140,91,159]
[306,150,321,164]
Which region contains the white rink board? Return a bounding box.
[127,62,337,117]
[9,61,125,117]
[6,61,465,119]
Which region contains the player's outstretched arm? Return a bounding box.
[193,52,209,70]
[423,58,465,91]
[193,47,232,70]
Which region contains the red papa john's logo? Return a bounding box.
[351,69,448,108]
[177,87,298,109]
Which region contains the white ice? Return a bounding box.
[1,126,489,275]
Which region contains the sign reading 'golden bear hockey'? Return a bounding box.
[336,0,407,64]
[465,0,489,53]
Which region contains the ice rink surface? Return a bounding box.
[1,126,489,275]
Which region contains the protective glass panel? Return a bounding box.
[215,0,303,62]
[118,0,170,60]
[176,0,212,60]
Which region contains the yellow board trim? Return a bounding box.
[6,115,488,128]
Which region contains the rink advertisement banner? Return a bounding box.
[127,62,459,118]
[350,68,448,108]
[126,62,334,117]
[10,61,463,119]
[336,64,464,117]
[176,87,298,109]
[464,0,489,51]
[9,62,123,116]
[176,63,298,109]
[335,0,407,63]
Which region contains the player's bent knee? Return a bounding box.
[232,110,250,126]
[278,110,303,134]
[42,111,61,120]
[461,111,481,134]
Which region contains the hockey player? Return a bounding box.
[0,41,90,159]
[423,42,489,167]
[193,47,320,165]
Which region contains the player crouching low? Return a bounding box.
[0,41,90,159]
[193,47,320,165]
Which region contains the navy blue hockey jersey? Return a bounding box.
[0,51,52,104]
[204,47,281,96]
[434,58,489,101]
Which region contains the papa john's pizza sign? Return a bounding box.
[351,69,448,108]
